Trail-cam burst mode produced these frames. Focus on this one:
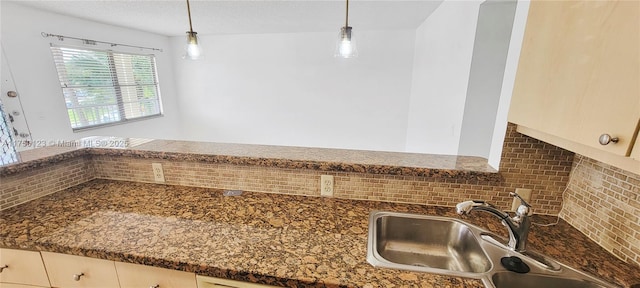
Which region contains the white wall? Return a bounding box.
[458,0,517,159]
[0,1,524,168]
[0,3,182,143]
[404,1,481,155]
[488,0,530,168]
[170,30,416,151]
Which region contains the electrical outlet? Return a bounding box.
[151,163,165,183]
[320,175,334,197]
[511,188,532,211]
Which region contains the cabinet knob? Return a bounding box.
[150,285,160,288]
[0,264,8,273]
[599,134,619,145]
[73,273,85,281]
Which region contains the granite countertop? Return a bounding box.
[1,179,639,287]
[0,137,500,181]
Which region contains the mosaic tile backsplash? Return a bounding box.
[0,156,93,209]
[91,124,574,214]
[560,154,640,266]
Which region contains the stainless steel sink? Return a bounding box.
[374,215,491,273]
[492,272,610,288]
[366,211,621,288]
[367,211,491,277]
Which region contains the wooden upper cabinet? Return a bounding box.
[632,128,640,161]
[0,284,49,288]
[509,0,640,156]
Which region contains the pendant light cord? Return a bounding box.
[186,0,194,33]
[345,0,350,27]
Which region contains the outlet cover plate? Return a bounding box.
[151,163,165,183]
[321,175,334,197]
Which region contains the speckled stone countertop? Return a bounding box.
[1,180,638,287]
[0,137,500,181]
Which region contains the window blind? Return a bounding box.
[50,46,162,130]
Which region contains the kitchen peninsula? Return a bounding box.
[1,134,639,287]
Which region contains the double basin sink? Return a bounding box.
[367,211,620,288]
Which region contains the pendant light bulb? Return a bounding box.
[335,26,358,58]
[182,0,202,60]
[335,0,357,58]
[184,31,201,60]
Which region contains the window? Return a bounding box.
[50,46,162,130]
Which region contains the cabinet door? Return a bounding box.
[115,262,197,288]
[509,0,640,156]
[0,249,50,287]
[40,252,119,288]
[196,275,277,288]
[0,284,49,288]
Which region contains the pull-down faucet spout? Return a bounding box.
[456,193,531,252]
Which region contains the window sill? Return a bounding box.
[71,114,164,133]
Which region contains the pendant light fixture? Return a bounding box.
[335,0,358,58]
[183,0,202,60]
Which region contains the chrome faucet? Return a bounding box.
[456,192,531,252]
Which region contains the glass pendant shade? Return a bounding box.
[183,31,201,60]
[335,26,358,58]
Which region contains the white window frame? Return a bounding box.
[50,45,163,131]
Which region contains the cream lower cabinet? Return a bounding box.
[0,248,51,287]
[41,252,119,288]
[41,252,199,288]
[115,262,197,288]
[5,250,271,288]
[196,276,278,288]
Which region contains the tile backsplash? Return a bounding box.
[560,154,640,266]
[1,124,574,214]
[0,156,94,210]
[92,124,574,215]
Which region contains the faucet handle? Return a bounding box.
[509,192,531,208]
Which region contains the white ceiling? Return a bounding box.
[9,0,445,36]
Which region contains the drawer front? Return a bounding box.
[196,276,278,288]
[115,262,197,288]
[0,249,50,287]
[40,252,119,288]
